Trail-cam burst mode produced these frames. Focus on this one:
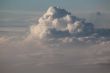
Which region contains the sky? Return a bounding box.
[0,0,110,12]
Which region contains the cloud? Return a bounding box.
[29,6,94,40]
[0,37,9,45]
[1,35,110,67]
[28,6,110,46]
[83,41,110,65]
[24,6,110,65]
[1,6,110,73]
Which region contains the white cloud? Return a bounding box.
[29,6,94,40]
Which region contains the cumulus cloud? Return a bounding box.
[29,6,94,41]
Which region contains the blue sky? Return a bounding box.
[0,0,110,11]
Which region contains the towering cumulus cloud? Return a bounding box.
[30,6,94,40]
